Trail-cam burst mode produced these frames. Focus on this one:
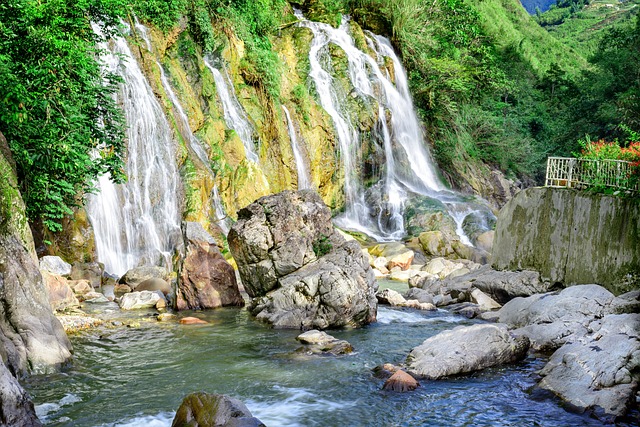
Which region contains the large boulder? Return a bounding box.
[176,222,243,310]
[538,313,640,421]
[228,190,377,329]
[498,285,616,350]
[406,323,529,379]
[0,140,72,375]
[119,266,169,291]
[172,392,265,427]
[432,265,548,304]
[41,271,80,312]
[0,362,42,426]
[70,261,103,288]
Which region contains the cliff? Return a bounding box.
[493,187,640,294]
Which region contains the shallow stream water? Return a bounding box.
[26,282,618,427]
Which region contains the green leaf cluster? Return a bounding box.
[0,0,127,233]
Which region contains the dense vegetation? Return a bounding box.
[0,0,127,232]
[1,0,638,233]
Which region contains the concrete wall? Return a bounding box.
[493,187,640,295]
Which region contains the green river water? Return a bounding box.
[25,282,630,427]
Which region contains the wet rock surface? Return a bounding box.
[176,222,243,310]
[172,392,265,427]
[538,313,640,421]
[229,191,377,329]
[406,323,530,379]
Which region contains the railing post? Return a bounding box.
[567,158,574,188]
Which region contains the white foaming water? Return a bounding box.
[376,307,466,324]
[204,59,259,163]
[100,412,175,427]
[247,386,352,426]
[282,105,312,190]
[298,14,458,241]
[87,25,181,277]
[35,393,82,422]
[134,22,230,234]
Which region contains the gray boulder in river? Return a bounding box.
[405,323,529,379]
[538,313,640,421]
[228,190,377,329]
[497,284,617,351]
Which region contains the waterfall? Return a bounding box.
[282,105,312,190]
[87,25,181,277]
[203,59,259,163]
[134,21,230,234]
[297,13,489,242]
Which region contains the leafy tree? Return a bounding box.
[0,0,127,232]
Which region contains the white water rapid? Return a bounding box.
[282,105,312,190]
[204,59,260,163]
[298,12,489,242]
[87,25,182,277]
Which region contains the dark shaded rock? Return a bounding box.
[119,265,168,291]
[0,362,42,426]
[172,392,265,427]
[136,278,171,295]
[176,222,243,310]
[70,261,103,288]
[383,370,419,392]
[538,313,640,421]
[404,288,434,305]
[229,191,376,329]
[406,323,529,379]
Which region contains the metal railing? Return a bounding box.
[545,157,639,192]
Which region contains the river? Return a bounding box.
[25,282,616,427]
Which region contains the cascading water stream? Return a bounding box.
[282,105,312,190]
[86,25,181,277]
[297,12,490,243]
[134,21,230,234]
[203,59,260,164]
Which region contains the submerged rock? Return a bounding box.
[229,191,377,329]
[176,222,243,310]
[172,392,265,427]
[179,317,209,325]
[538,313,640,421]
[383,370,420,392]
[406,323,529,379]
[295,329,353,356]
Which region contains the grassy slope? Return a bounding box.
[540,0,639,56]
[469,0,588,75]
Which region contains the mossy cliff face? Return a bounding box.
[493,187,640,295]
[134,15,380,230]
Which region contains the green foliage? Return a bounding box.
[134,0,187,32]
[0,0,126,233]
[312,233,333,257]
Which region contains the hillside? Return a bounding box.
[470,0,588,75]
[537,0,640,56]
